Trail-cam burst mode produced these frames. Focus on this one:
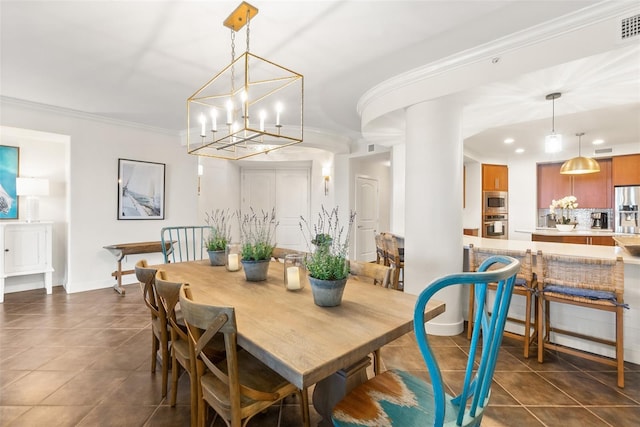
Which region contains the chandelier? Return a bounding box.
[544,92,562,154]
[187,2,304,160]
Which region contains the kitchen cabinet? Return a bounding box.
[612,154,640,186]
[482,164,508,191]
[531,233,614,246]
[0,222,53,303]
[537,159,612,209]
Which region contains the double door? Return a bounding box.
[241,169,310,252]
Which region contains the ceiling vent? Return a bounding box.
[368,144,375,152]
[621,14,639,40]
[594,147,613,154]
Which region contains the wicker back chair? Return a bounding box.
[467,245,537,358]
[536,252,626,388]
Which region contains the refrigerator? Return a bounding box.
[615,186,640,234]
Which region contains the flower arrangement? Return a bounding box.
[300,206,356,281]
[237,207,278,261]
[204,208,233,251]
[549,196,578,224]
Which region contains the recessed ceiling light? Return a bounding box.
[592,139,605,145]
[504,138,514,144]
[515,148,525,154]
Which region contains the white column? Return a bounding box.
[404,96,464,336]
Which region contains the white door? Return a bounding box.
[241,169,309,252]
[275,170,309,251]
[355,176,379,262]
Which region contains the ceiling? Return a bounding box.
[1,1,639,160]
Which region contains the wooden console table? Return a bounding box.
[103,241,173,295]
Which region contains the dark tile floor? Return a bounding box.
[1,284,638,426]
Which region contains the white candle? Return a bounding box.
[226,99,233,125]
[275,103,283,126]
[210,109,217,132]
[199,113,206,137]
[228,253,239,271]
[259,110,266,132]
[286,266,300,290]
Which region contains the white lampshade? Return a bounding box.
[544,133,562,153]
[16,177,50,196]
[16,177,49,222]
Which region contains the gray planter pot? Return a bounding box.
[208,250,226,266]
[241,259,270,281]
[308,276,348,307]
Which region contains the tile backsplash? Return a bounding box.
[537,208,614,230]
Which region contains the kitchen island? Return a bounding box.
[530,227,617,246]
[463,235,640,365]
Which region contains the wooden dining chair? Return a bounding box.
[374,233,388,266]
[467,246,538,358]
[349,260,394,376]
[161,225,212,263]
[537,252,626,388]
[332,255,520,427]
[271,247,301,261]
[383,233,404,290]
[134,259,169,398]
[179,284,310,427]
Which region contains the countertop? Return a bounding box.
[529,227,617,236]
[463,235,640,265]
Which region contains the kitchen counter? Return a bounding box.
[464,235,639,264]
[517,227,618,236]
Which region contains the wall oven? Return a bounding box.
[483,191,508,214]
[483,214,508,239]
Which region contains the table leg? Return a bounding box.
[113,258,126,296]
[312,357,371,426]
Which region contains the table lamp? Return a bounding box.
[16,177,50,222]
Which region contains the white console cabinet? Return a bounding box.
[0,222,53,303]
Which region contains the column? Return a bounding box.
[404,96,464,336]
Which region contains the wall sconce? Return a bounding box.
[197,164,204,196]
[322,166,331,196]
[16,177,50,222]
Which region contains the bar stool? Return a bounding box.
[537,253,626,388]
[467,246,537,359]
[383,233,404,291]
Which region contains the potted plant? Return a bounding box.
[549,196,578,231]
[204,209,233,266]
[300,206,356,307]
[238,208,278,281]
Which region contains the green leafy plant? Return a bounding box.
[300,206,356,280]
[204,208,233,251]
[237,208,278,261]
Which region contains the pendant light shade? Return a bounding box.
[544,92,562,153]
[560,132,600,175]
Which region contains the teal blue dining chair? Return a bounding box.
[332,255,520,427]
[160,225,212,263]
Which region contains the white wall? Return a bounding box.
[1,100,199,293]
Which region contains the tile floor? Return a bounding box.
[1,284,638,426]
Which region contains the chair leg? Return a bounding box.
[189,370,197,427]
[467,285,475,340]
[161,343,169,398]
[151,333,158,373]
[616,305,624,388]
[523,292,532,359]
[537,295,545,363]
[170,353,179,406]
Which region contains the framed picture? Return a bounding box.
[117,158,165,220]
[0,145,19,220]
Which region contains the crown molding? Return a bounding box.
[1,96,178,136]
[357,1,639,117]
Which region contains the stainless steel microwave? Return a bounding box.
[483,191,508,214]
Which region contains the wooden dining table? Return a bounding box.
[155,259,445,425]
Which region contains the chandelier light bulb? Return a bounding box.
[210,109,217,132]
[259,110,266,132]
[199,113,206,137]
[226,99,234,125]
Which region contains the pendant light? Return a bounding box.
[560,132,601,174]
[544,92,562,153]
